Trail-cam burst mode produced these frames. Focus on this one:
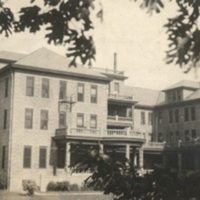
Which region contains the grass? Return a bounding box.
[0,191,113,200]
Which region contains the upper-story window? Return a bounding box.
[148,112,152,125]
[114,82,120,94]
[91,85,97,103]
[26,77,34,97]
[158,112,163,124]
[90,115,97,129]
[59,80,67,100]
[158,133,163,142]
[141,111,145,125]
[40,110,48,130]
[191,107,196,121]
[175,109,179,123]
[191,129,196,139]
[77,83,84,102]
[184,130,190,141]
[5,77,9,98]
[184,107,189,121]
[42,78,49,98]
[59,112,66,128]
[25,108,33,129]
[177,90,182,101]
[175,131,180,141]
[77,113,84,128]
[169,110,173,124]
[3,109,7,130]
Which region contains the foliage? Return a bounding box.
[0,179,7,190]
[73,148,200,200]
[1,0,200,69]
[22,179,39,196]
[47,181,81,191]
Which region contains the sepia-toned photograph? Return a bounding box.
[0,0,200,199]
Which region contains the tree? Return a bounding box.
[73,147,200,200]
[0,0,200,69]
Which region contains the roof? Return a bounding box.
[185,89,200,101]
[163,80,199,91]
[0,51,25,62]
[124,86,165,107]
[13,47,109,80]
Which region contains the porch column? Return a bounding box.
[65,142,71,173]
[126,144,130,160]
[99,143,104,154]
[178,152,182,171]
[139,146,144,170]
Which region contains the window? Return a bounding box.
[114,82,120,94]
[167,92,172,102]
[184,107,189,121]
[148,112,152,125]
[90,115,97,129]
[185,130,190,142]
[141,111,145,125]
[59,80,67,100]
[175,109,179,123]
[191,129,196,139]
[158,133,163,142]
[175,131,180,141]
[127,108,132,118]
[77,83,84,102]
[77,113,84,127]
[191,107,196,121]
[158,112,162,124]
[172,90,176,101]
[23,146,32,168]
[91,85,97,103]
[1,146,5,169]
[26,77,34,96]
[42,78,49,98]
[39,147,47,168]
[5,77,8,97]
[177,90,182,101]
[25,108,33,129]
[169,131,173,143]
[169,110,173,124]
[40,110,48,130]
[59,112,66,128]
[3,109,7,130]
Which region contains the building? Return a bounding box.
[0,47,197,192]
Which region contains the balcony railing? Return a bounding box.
[108,93,133,101]
[92,67,124,75]
[143,142,165,150]
[165,140,200,148]
[104,129,145,139]
[55,128,145,140]
[107,115,133,124]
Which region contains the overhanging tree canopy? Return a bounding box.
[0,0,200,70]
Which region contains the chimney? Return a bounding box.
[114,52,117,72]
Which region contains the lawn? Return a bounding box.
[0,191,113,200]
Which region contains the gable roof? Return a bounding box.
[14,47,109,81]
[163,80,199,91]
[124,86,165,107]
[0,51,25,62]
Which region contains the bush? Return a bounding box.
[47,181,70,191]
[69,183,79,191]
[0,179,7,190]
[22,180,38,196]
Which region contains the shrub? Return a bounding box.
[69,183,79,191]
[22,180,38,196]
[0,179,7,190]
[47,181,70,191]
[46,181,56,191]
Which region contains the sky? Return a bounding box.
[0,0,199,90]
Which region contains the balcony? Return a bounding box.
[143,142,165,151]
[108,93,133,101]
[165,140,200,149]
[107,115,133,126]
[55,128,145,141]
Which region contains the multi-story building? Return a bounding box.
[0,47,198,192]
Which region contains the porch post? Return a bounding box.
[139,145,144,171]
[126,144,130,160]
[65,142,71,173]
[178,152,182,171]
[99,143,104,154]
